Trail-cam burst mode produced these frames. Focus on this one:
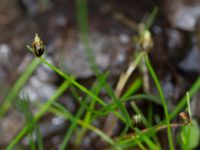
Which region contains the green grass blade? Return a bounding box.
[15,98,43,150]
[170,77,200,120]
[99,94,161,114]
[145,7,159,30]
[75,0,100,75]
[75,73,108,146]
[135,130,159,150]
[75,0,132,134]
[86,93,161,119]
[130,101,149,127]
[0,58,41,117]
[121,77,143,99]
[144,54,174,150]
[35,81,70,119]
[6,80,70,150]
[118,127,160,150]
[60,101,85,150]
[27,45,106,107]
[53,102,122,150]
[60,73,108,149]
[130,102,161,149]
[35,124,43,150]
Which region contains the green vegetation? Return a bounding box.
[0,1,200,150]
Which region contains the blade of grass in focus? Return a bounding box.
[27,46,106,107]
[145,54,174,150]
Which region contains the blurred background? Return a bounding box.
[0,0,200,149]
